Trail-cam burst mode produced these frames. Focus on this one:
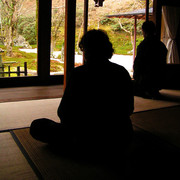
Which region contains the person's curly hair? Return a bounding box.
[79,29,114,61]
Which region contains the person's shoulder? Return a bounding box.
[108,60,123,69]
[108,61,130,75]
[159,41,167,50]
[137,39,146,50]
[141,38,153,47]
[73,65,87,73]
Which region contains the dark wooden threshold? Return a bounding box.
[0,85,64,103]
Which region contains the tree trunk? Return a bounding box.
[6,25,13,57]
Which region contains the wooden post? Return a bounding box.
[146,0,149,21]
[1,64,4,77]
[37,0,51,81]
[83,0,89,64]
[84,0,88,34]
[24,62,27,76]
[8,66,10,77]
[133,16,137,62]
[153,0,162,40]
[17,66,20,77]
[0,55,3,78]
[64,0,76,90]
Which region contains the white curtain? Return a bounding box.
[162,6,180,64]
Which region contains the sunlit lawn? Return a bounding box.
[0,31,143,77]
[0,45,64,76]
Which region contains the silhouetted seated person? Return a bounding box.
[30,29,134,161]
[133,21,167,99]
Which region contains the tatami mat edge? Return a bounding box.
[10,130,43,180]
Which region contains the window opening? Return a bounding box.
[92,0,153,77]
[0,0,37,78]
[50,0,65,75]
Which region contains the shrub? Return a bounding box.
[17,16,37,45]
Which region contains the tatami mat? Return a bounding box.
[0,89,180,179]
[0,132,38,180]
[133,96,180,112]
[12,126,180,179]
[13,128,121,180]
[131,105,180,149]
[0,98,60,131]
[1,95,180,131]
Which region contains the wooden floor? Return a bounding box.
[0,86,180,179]
[1,85,180,103]
[0,85,64,103]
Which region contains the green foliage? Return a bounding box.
[50,61,64,72]
[100,18,116,26]
[2,47,37,70]
[111,24,121,32]
[108,31,132,54]
[17,16,37,45]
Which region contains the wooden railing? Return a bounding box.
[0,62,27,77]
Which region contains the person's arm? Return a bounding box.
[57,70,75,125]
[127,72,134,115]
[133,43,144,81]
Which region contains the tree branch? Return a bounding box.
[118,19,134,50]
[118,19,131,34]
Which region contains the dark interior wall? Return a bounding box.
[164,65,180,89]
[165,18,180,89]
[158,0,180,89]
[176,23,180,61]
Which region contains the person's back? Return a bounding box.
[58,30,134,155]
[30,29,134,159]
[58,60,134,153]
[133,21,167,98]
[134,36,167,86]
